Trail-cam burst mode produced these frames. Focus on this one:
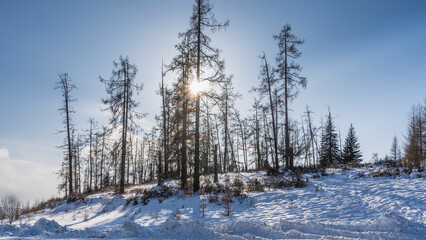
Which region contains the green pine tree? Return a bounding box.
[342,124,362,164]
[320,110,340,167]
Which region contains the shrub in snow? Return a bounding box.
[265,174,307,189]
[66,193,86,204]
[208,193,219,203]
[320,169,328,176]
[267,166,279,176]
[201,180,220,194]
[47,198,61,210]
[83,207,89,221]
[354,172,366,178]
[293,177,307,188]
[237,194,248,204]
[315,185,322,191]
[312,174,321,179]
[247,178,264,192]
[221,188,233,216]
[229,176,245,197]
[173,207,182,220]
[248,196,255,207]
[0,194,21,224]
[126,196,139,206]
[200,197,207,218]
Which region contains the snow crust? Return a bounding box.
[1,167,425,239]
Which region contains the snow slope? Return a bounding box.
[1,168,425,239]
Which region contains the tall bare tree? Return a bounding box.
[168,39,194,190]
[160,61,169,179]
[182,0,229,192]
[253,54,279,169]
[100,56,144,194]
[274,24,306,168]
[55,73,76,196]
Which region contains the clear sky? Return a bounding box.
[1,0,425,202]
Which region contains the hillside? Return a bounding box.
[1,167,425,239]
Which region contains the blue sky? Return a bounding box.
[0,0,425,202]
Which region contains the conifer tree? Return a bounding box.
[274,24,306,168]
[341,124,362,164]
[320,110,340,167]
[100,56,144,194]
[181,0,229,192]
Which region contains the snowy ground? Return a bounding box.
[1,167,425,239]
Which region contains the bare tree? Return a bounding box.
[0,194,21,224]
[160,61,169,180]
[274,24,306,168]
[390,136,401,163]
[87,118,97,192]
[181,0,229,192]
[253,54,279,169]
[55,73,76,195]
[100,56,144,194]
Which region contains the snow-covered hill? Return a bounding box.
[1,168,425,239]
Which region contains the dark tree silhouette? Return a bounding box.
[320,110,340,167]
[167,38,194,190]
[341,124,362,164]
[182,0,229,192]
[404,105,424,168]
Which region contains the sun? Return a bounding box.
[189,80,208,95]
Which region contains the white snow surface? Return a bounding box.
[1,168,425,239]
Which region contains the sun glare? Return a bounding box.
[189,80,208,95]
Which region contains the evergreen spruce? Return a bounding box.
[320,110,340,167]
[341,124,362,164]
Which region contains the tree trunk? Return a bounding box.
[263,57,279,170]
[214,144,218,183]
[161,62,168,180]
[180,56,188,190]
[158,151,162,186]
[193,0,202,193]
[119,62,128,194]
[284,37,291,168]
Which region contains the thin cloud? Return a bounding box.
[0,148,59,203]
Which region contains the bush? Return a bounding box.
[1,194,21,224]
[173,207,182,220]
[354,172,366,178]
[221,188,233,216]
[370,168,398,178]
[341,165,350,171]
[201,181,220,194]
[200,197,207,218]
[265,174,307,189]
[247,178,263,192]
[208,193,219,203]
[21,199,45,216]
[292,177,307,188]
[229,176,245,197]
[66,193,87,204]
